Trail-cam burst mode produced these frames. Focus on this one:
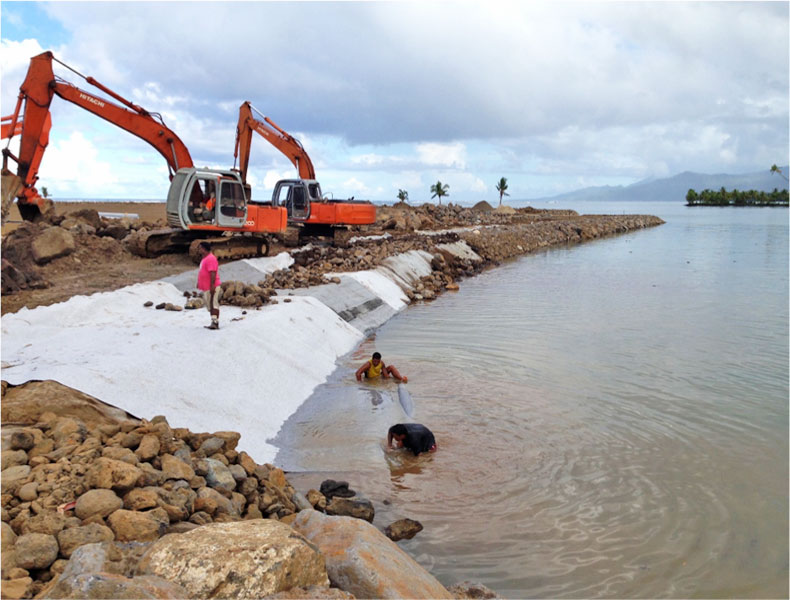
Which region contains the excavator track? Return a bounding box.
[188,235,270,264]
[126,228,198,258]
[128,228,271,262]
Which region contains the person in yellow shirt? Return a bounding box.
[355,352,408,383]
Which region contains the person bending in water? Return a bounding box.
[388,423,437,455]
[355,352,408,383]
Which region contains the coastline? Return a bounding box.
[1,207,665,598]
[2,210,664,465]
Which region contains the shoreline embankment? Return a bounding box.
[1,210,664,599]
[2,212,664,465]
[2,213,663,466]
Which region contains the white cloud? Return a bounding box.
[341,177,370,195]
[417,143,467,169]
[38,131,119,195]
[396,171,423,190]
[262,169,295,191]
[131,82,185,109]
[351,153,388,167]
[1,38,46,114]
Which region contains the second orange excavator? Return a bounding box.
[2,51,287,259]
[234,101,376,244]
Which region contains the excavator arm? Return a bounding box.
[234,101,315,184]
[2,51,194,221]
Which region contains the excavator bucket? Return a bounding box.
[1,168,23,223]
[0,169,53,223]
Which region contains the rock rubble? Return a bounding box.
[207,209,663,308]
[2,203,664,303]
[1,380,497,599]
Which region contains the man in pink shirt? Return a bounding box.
[197,242,221,330]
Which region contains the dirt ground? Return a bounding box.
[1,202,197,315]
[3,201,168,230]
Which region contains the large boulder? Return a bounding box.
[136,520,329,599]
[43,542,185,599]
[56,523,115,558]
[19,512,67,536]
[1,465,30,494]
[31,227,76,264]
[41,572,187,599]
[14,532,59,570]
[122,488,159,511]
[0,381,136,429]
[1,449,28,471]
[1,577,32,599]
[107,509,168,542]
[68,208,102,229]
[1,522,17,550]
[134,434,160,461]
[325,497,374,523]
[292,510,452,599]
[51,540,151,578]
[195,486,235,516]
[74,489,123,520]
[384,518,423,541]
[160,453,195,481]
[203,458,236,491]
[87,457,143,492]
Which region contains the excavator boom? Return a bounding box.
[3,51,193,220]
[235,101,315,182]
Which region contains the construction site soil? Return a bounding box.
[1,201,665,316]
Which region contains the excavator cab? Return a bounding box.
[167,167,247,229]
[272,179,323,222]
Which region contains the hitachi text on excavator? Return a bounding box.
[1,51,287,260]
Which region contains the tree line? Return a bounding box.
[397,177,511,206]
[685,187,788,206]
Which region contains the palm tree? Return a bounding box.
[770,164,788,182]
[397,189,409,203]
[495,177,509,207]
[430,181,449,205]
[41,186,49,198]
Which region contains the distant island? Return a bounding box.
[685,188,788,207]
[526,166,789,204]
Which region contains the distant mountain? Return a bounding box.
[531,167,789,203]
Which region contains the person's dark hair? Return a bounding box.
[388,424,407,436]
[372,352,381,360]
[199,241,211,252]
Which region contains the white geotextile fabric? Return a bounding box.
[0,245,479,463]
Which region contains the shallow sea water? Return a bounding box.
[274,201,788,598]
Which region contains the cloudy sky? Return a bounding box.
[1,1,788,204]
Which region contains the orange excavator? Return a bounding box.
[234,101,376,244]
[1,51,287,259]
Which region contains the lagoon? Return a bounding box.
[274,201,789,598]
